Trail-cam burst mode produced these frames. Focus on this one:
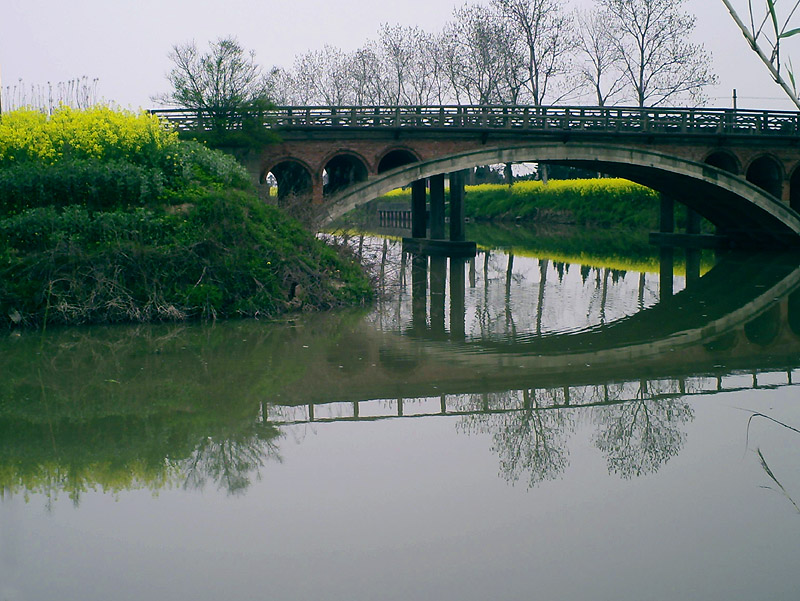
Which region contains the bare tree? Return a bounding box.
[262,67,294,105]
[444,4,509,105]
[436,28,470,105]
[400,28,444,105]
[291,45,355,105]
[155,36,272,121]
[597,0,717,106]
[492,0,576,106]
[575,8,626,105]
[349,42,387,105]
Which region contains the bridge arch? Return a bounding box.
[377,147,421,173]
[322,143,800,246]
[322,151,369,196]
[263,158,314,200]
[746,154,784,199]
[704,149,741,175]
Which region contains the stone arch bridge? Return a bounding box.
[154,105,800,247]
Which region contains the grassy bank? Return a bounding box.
[466,222,714,275]
[378,178,700,230]
[0,107,371,328]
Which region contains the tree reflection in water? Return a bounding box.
[454,385,693,487]
[592,390,693,479]
[4,235,800,501]
[457,390,573,487]
[180,423,282,496]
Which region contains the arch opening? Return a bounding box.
[746,155,783,199]
[744,305,781,346]
[704,150,740,175]
[790,166,800,213]
[323,154,368,196]
[378,149,419,173]
[265,160,313,201]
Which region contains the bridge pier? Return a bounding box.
[411,180,427,238]
[404,171,476,257]
[660,247,674,301]
[408,252,468,342]
[450,171,466,242]
[450,257,467,341]
[430,256,447,337]
[650,196,730,249]
[660,196,675,234]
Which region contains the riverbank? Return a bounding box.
[361,178,699,230]
[0,107,371,328]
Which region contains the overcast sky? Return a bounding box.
[2,0,798,111]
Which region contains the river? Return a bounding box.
[1,224,799,601]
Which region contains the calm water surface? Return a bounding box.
[1,230,799,601]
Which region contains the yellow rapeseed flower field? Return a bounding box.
[0,106,179,166]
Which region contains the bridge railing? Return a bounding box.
[266,367,799,426]
[150,105,800,136]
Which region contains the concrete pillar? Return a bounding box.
[659,247,674,301]
[430,255,447,337]
[686,207,702,235]
[411,253,428,334]
[660,195,675,233]
[686,249,701,287]
[430,174,446,240]
[411,179,427,239]
[449,257,467,341]
[449,171,466,242]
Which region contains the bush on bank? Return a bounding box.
[0,107,372,328]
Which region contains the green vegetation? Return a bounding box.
[0,309,371,501]
[381,178,667,229]
[0,107,371,328]
[467,222,715,275]
[464,179,661,228]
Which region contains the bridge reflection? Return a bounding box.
[2,244,799,497]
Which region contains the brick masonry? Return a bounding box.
[241,130,800,206]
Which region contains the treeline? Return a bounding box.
[266,0,716,108]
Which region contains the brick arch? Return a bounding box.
[319,149,373,175]
[745,153,785,199]
[703,149,742,175]
[261,157,316,184]
[376,146,422,173]
[262,158,315,199]
[321,151,370,196]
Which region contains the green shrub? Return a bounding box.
[0,106,372,328]
[0,159,166,216]
[0,191,372,327]
[162,140,252,191]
